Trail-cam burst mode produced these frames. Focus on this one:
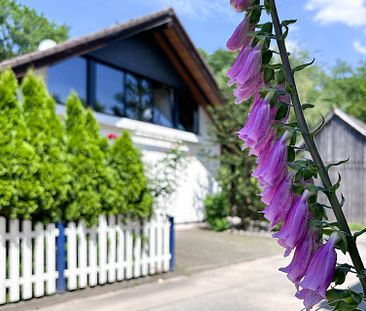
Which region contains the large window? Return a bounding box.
[48,56,199,133]
[95,62,124,115]
[48,57,87,105]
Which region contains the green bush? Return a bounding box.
[0,70,44,219]
[108,131,153,219]
[21,72,71,222]
[0,70,153,224]
[204,192,230,232]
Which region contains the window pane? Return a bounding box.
[153,87,173,128]
[176,92,198,133]
[48,57,87,104]
[95,63,124,116]
[125,74,153,122]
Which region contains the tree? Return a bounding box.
[21,72,71,222]
[0,0,69,61]
[84,109,124,215]
[64,93,103,225]
[0,70,44,219]
[108,131,153,219]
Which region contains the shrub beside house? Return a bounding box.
[0,70,152,224]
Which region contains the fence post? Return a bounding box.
[168,216,175,272]
[56,222,66,294]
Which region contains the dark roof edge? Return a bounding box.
[0,8,175,75]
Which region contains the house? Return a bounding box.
[0,8,223,224]
[313,108,366,224]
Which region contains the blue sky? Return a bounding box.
[17,0,366,68]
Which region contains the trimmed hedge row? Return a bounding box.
[0,70,153,225]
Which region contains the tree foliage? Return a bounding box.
[0,70,153,224]
[21,72,71,222]
[108,132,153,219]
[201,49,264,228]
[0,70,44,219]
[0,0,69,61]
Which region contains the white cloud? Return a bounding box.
[305,0,366,27]
[354,40,366,54]
[150,0,232,19]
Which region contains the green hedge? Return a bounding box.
[0,70,153,225]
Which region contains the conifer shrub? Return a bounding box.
[84,109,124,215]
[108,131,153,219]
[0,70,44,219]
[21,72,71,222]
[64,93,104,225]
[0,70,153,224]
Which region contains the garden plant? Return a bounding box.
[0,70,153,225]
[227,0,366,309]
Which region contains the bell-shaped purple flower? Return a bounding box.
[252,133,288,187]
[227,16,254,51]
[230,0,253,12]
[228,44,262,86]
[279,230,320,285]
[297,233,338,310]
[262,174,294,227]
[239,96,271,146]
[227,44,263,103]
[233,74,264,103]
[273,191,310,256]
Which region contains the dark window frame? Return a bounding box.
[50,55,200,134]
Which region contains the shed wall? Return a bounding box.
[315,116,366,224]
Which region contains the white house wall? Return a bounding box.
[55,104,220,224]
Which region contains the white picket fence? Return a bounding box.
[0,214,171,305]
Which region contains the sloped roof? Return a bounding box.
[323,108,366,138]
[0,8,222,107]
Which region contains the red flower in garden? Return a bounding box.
[107,133,119,139]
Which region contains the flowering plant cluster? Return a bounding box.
[226,0,366,309]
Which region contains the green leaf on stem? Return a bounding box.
[275,69,286,84]
[302,103,315,110]
[275,102,288,120]
[281,19,297,27]
[292,58,315,73]
[354,227,366,240]
[261,22,273,34]
[249,6,262,24]
[326,158,350,171]
[262,49,273,65]
[287,146,295,162]
[334,231,348,254]
[264,67,274,83]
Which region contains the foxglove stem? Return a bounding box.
[268,0,366,294]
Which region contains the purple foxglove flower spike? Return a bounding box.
[227,42,263,103]
[279,230,320,285]
[273,190,310,256]
[235,46,262,86]
[252,133,288,187]
[227,16,255,51]
[233,74,264,103]
[239,96,271,146]
[262,174,294,227]
[247,127,275,157]
[297,233,338,310]
[230,0,253,12]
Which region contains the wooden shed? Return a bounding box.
[314,108,366,224]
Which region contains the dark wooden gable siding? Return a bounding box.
[315,116,366,224]
[88,33,186,90]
